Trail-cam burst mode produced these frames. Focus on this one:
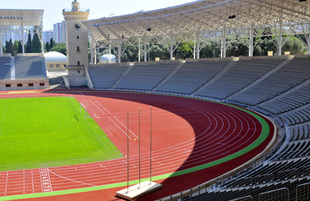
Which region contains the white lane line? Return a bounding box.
[108,117,132,139]
[49,170,96,187]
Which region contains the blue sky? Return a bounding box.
[1,0,193,31]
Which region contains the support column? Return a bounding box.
[138,39,141,62]
[170,35,174,60]
[221,28,227,58]
[196,32,200,59]
[277,20,283,56]
[305,23,310,54]
[109,41,112,64]
[118,39,122,63]
[90,37,94,64]
[193,34,196,59]
[221,27,227,58]
[0,29,2,56]
[22,25,25,55]
[144,36,147,62]
[94,47,97,64]
[249,26,254,57]
[41,25,44,54]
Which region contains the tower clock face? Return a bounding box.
[75,23,81,30]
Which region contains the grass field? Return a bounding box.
[0,97,122,171]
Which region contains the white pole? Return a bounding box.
[138,108,141,189]
[193,34,196,59]
[144,36,147,62]
[278,20,283,56]
[22,24,25,55]
[170,35,173,60]
[126,110,130,194]
[221,26,227,58]
[249,26,254,57]
[109,41,112,64]
[41,24,44,54]
[90,37,94,64]
[138,39,141,62]
[118,39,122,63]
[0,29,2,56]
[197,32,200,59]
[149,106,152,185]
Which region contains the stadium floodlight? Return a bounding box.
[229,15,236,19]
[146,28,152,32]
[299,0,307,2]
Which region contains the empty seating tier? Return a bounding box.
[88,64,130,89]
[229,57,310,105]
[0,56,12,80]
[15,56,47,79]
[156,59,230,94]
[197,57,285,99]
[114,62,179,90]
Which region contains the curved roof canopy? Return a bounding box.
[83,0,310,42]
[0,9,43,27]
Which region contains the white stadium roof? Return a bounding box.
[0,9,43,27]
[83,0,310,42]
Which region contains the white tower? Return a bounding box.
[63,0,89,87]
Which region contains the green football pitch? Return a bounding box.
[0,97,122,171]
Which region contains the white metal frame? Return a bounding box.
[0,9,44,56]
[83,0,310,62]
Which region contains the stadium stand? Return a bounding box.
[156,59,232,94]
[87,55,310,201]
[0,56,12,80]
[14,56,47,79]
[258,81,310,114]
[196,56,286,99]
[114,61,180,90]
[280,105,310,126]
[229,55,310,105]
[88,63,130,89]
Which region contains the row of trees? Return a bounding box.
[2,31,67,56]
[3,31,42,56]
[96,34,307,63]
[3,31,307,61]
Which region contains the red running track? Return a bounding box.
[0,90,275,201]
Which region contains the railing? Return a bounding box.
[62,8,90,13]
[66,65,85,68]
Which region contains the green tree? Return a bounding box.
[282,36,306,55]
[149,44,169,61]
[175,41,193,59]
[18,41,23,54]
[226,38,249,57]
[13,40,20,56]
[26,31,32,53]
[200,40,221,58]
[31,32,42,53]
[5,39,14,55]
[50,38,56,49]
[46,42,50,52]
[50,43,66,55]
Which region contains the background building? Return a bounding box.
[45,51,67,71]
[44,30,54,43]
[53,21,66,43]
